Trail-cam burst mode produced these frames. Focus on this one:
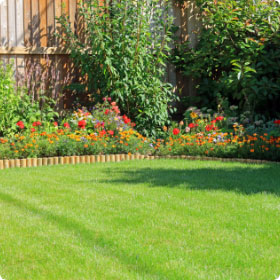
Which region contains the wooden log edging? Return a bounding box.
[0,154,279,170]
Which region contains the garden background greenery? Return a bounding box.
[1,2,280,279]
[0,0,280,160]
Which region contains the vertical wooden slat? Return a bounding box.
[39,0,47,94]
[8,0,16,71]
[39,0,47,47]
[55,0,62,46]
[8,0,16,47]
[31,0,40,100]
[47,0,55,47]
[31,0,40,46]
[55,0,64,110]
[62,0,69,16]
[69,0,76,32]
[0,0,8,65]
[24,0,32,93]
[16,0,25,84]
[24,0,32,47]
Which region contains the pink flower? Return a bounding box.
[54,122,58,127]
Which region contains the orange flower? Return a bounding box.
[84,144,88,148]
[250,149,254,153]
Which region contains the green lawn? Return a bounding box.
[0,159,280,280]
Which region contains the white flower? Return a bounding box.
[275,275,280,280]
[0,276,5,280]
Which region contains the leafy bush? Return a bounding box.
[0,62,58,136]
[57,0,177,136]
[174,0,280,120]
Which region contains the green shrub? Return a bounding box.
[57,0,177,137]
[0,62,58,136]
[174,0,280,120]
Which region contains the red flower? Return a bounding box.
[78,120,86,129]
[211,119,217,124]
[33,121,42,127]
[216,116,224,121]
[111,102,116,106]
[16,121,25,129]
[54,122,58,127]
[188,123,197,129]
[205,124,217,131]
[104,109,110,115]
[63,122,70,128]
[123,115,131,124]
[99,129,106,136]
[31,128,36,132]
[173,128,180,135]
[274,120,280,125]
[108,130,114,136]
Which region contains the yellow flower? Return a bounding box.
[190,112,198,119]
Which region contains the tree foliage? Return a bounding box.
[57,0,177,136]
[174,0,280,119]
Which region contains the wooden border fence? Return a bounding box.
[0,0,200,109]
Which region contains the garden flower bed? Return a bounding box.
[1,99,280,162]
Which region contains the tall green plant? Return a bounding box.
[174,0,280,120]
[57,0,176,136]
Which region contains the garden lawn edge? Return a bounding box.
[0,154,279,170]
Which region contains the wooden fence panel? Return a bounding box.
[0,0,200,109]
[0,0,78,110]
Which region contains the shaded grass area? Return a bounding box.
[0,160,280,280]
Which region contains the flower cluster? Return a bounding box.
[157,120,280,161]
[0,100,152,159]
[1,100,280,162]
